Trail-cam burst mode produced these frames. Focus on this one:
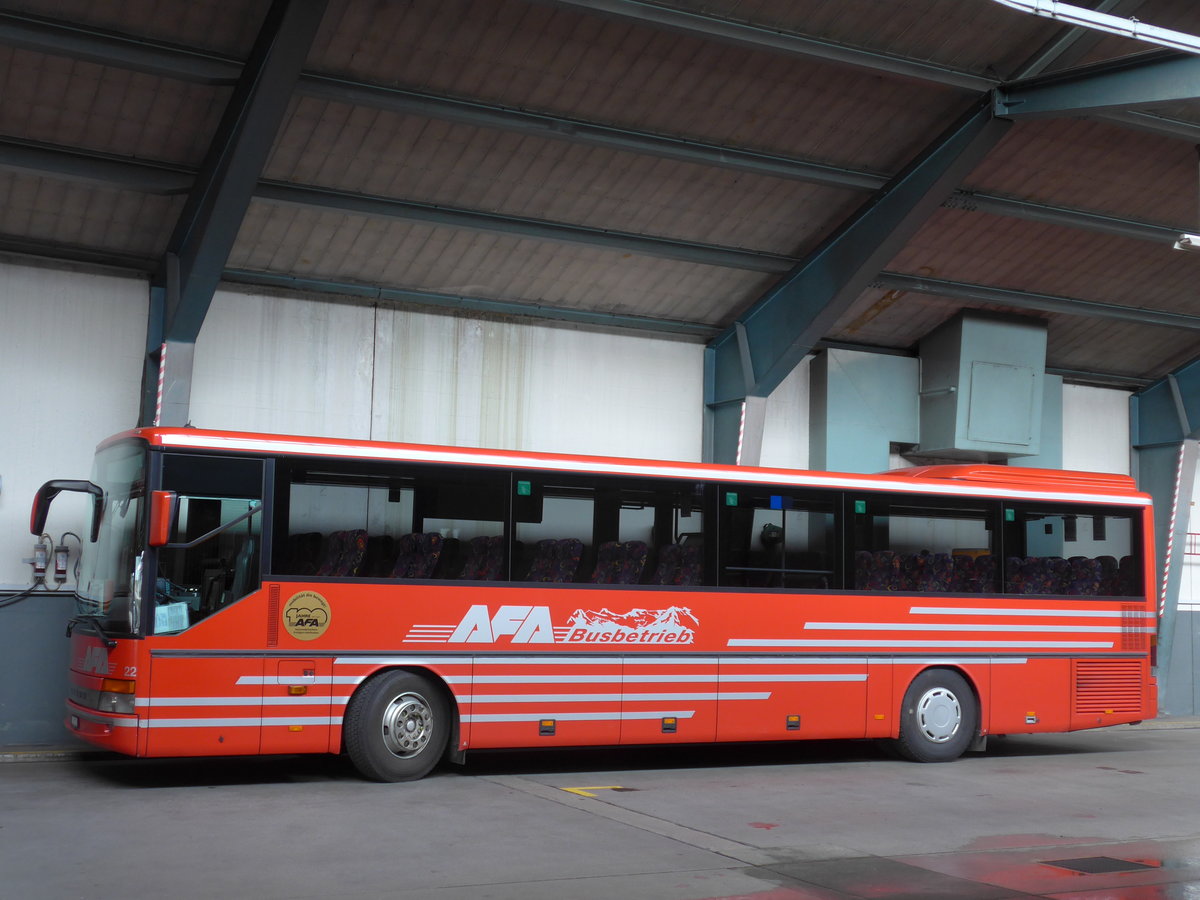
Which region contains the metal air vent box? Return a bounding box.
[913,311,1047,461]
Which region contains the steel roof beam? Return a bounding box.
[0,221,1192,362]
[944,191,1176,242]
[704,99,1010,464]
[223,269,718,337]
[161,0,326,344]
[0,136,192,193]
[996,49,1200,118]
[145,0,326,428]
[546,0,1200,142]
[300,74,887,192]
[0,134,1185,268]
[254,181,795,272]
[7,5,1200,146]
[0,11,240,83]
[1133,354,1200,447]
[875,272,1200,331]
[549,0,996,91]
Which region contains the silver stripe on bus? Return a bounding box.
[137,696,350,707]
[471,656,627,666]
[459,692,770,703]
[866,657,1028,665]
[333,656,474,666]
[462,673,865,684]
[728,639,1112,648]
[137,717,345,729]
[910,606,1154,618]
[462,710,696,723]
[237,675,365,685]
[805,622,1153,633]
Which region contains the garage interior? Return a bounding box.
[2,0,1200,744]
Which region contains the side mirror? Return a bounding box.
[31,480,105,542]
[148,491,179,547]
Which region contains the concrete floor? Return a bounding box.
[3,721,1200,899]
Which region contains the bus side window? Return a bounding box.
[417,467,508,580]
[850,497,995,594]
[1002,506,1139,596]
[720,489,838,590]
[512,479,593,582]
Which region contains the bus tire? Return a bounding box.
[893,669,977,763]
[344,670,450,782]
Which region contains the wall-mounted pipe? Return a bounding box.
[990,0,1200,55]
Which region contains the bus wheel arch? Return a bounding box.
[343,667,456,781]
[892,667,980,763]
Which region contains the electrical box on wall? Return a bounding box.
[913,311,1048,461]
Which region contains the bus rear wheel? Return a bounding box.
[893,669,977,763]
[344,670,449,782]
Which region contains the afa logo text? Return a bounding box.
[406,604,698,645]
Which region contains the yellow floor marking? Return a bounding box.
[560,786,624,798]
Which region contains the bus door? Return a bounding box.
[716,486,867,740]
[144,452,267,756]
[260,657,335,754]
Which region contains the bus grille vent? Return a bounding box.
[267,584,280,648]
[1074,660,1142,714]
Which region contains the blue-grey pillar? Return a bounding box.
[139,0,327,426]
[1131,361,1200,714]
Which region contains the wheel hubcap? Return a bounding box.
[916,687,962,743]
[380,692,434,758]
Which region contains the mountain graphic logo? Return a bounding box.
[565,606,698,645]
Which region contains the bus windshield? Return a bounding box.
[76,439,147,636]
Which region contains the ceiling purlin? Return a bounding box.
[0,0,1196,390]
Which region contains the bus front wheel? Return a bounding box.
[344,670,450,781]
[893,669,977,763]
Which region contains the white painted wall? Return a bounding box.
[0,260,146,585]
[189,289,704,461]
[189,290,377,438]
[372,306,702,459]
[1062,383,1131,474]
[759,358,810,471]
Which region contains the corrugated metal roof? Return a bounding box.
[0,0,1198,388]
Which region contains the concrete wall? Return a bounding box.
[1062,383,1131,475]
[188,290,704,460]
[0,260,145,746]
[0,260,146,585]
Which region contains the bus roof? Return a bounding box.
[105,427,1149,506]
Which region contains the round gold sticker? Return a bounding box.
[282,591,330,641]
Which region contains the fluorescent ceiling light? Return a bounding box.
[990,0,1200,56]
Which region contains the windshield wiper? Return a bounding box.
[66,615,117,649]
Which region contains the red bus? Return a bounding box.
[33,427,1157,781]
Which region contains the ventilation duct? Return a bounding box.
[912,312,1048,461]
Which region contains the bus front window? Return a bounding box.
[76,440,147,636]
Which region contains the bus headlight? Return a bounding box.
[98,677,136,715]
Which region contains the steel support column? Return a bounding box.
[996,49,1200,118]
[139,0,326,427]
[703,98,1010,464]
[1131,355,1200,714]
